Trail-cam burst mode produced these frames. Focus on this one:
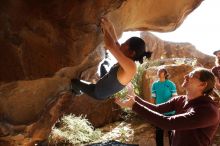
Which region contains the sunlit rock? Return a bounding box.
[141,32,215,69]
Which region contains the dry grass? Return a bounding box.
[49,114,134,145]
[49,114,101,145]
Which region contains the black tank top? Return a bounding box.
[95,64,125,98]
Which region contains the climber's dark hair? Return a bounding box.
[127,37,152,64]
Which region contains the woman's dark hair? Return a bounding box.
[196,68,215,95]
[158,68,170,79]
[127,37,152,64]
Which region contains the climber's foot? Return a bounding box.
[70,79,82,96]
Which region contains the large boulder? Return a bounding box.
[141,32,215,69]
[0,0,203,82]
[0,0,204,144]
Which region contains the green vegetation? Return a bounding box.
[113,57,197,100]
[131,63,146,96]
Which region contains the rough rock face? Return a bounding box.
[0,0,203,83]
[0,0,204,144]
[107,0,203,33]
[90,117,157,146]
[141,32,215,69]
[0,0,121,83]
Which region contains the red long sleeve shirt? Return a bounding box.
[132,95,220,146]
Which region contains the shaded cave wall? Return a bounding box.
[0,0,123,83]
[0,0,203,83]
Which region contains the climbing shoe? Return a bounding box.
[70,79,82,96]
